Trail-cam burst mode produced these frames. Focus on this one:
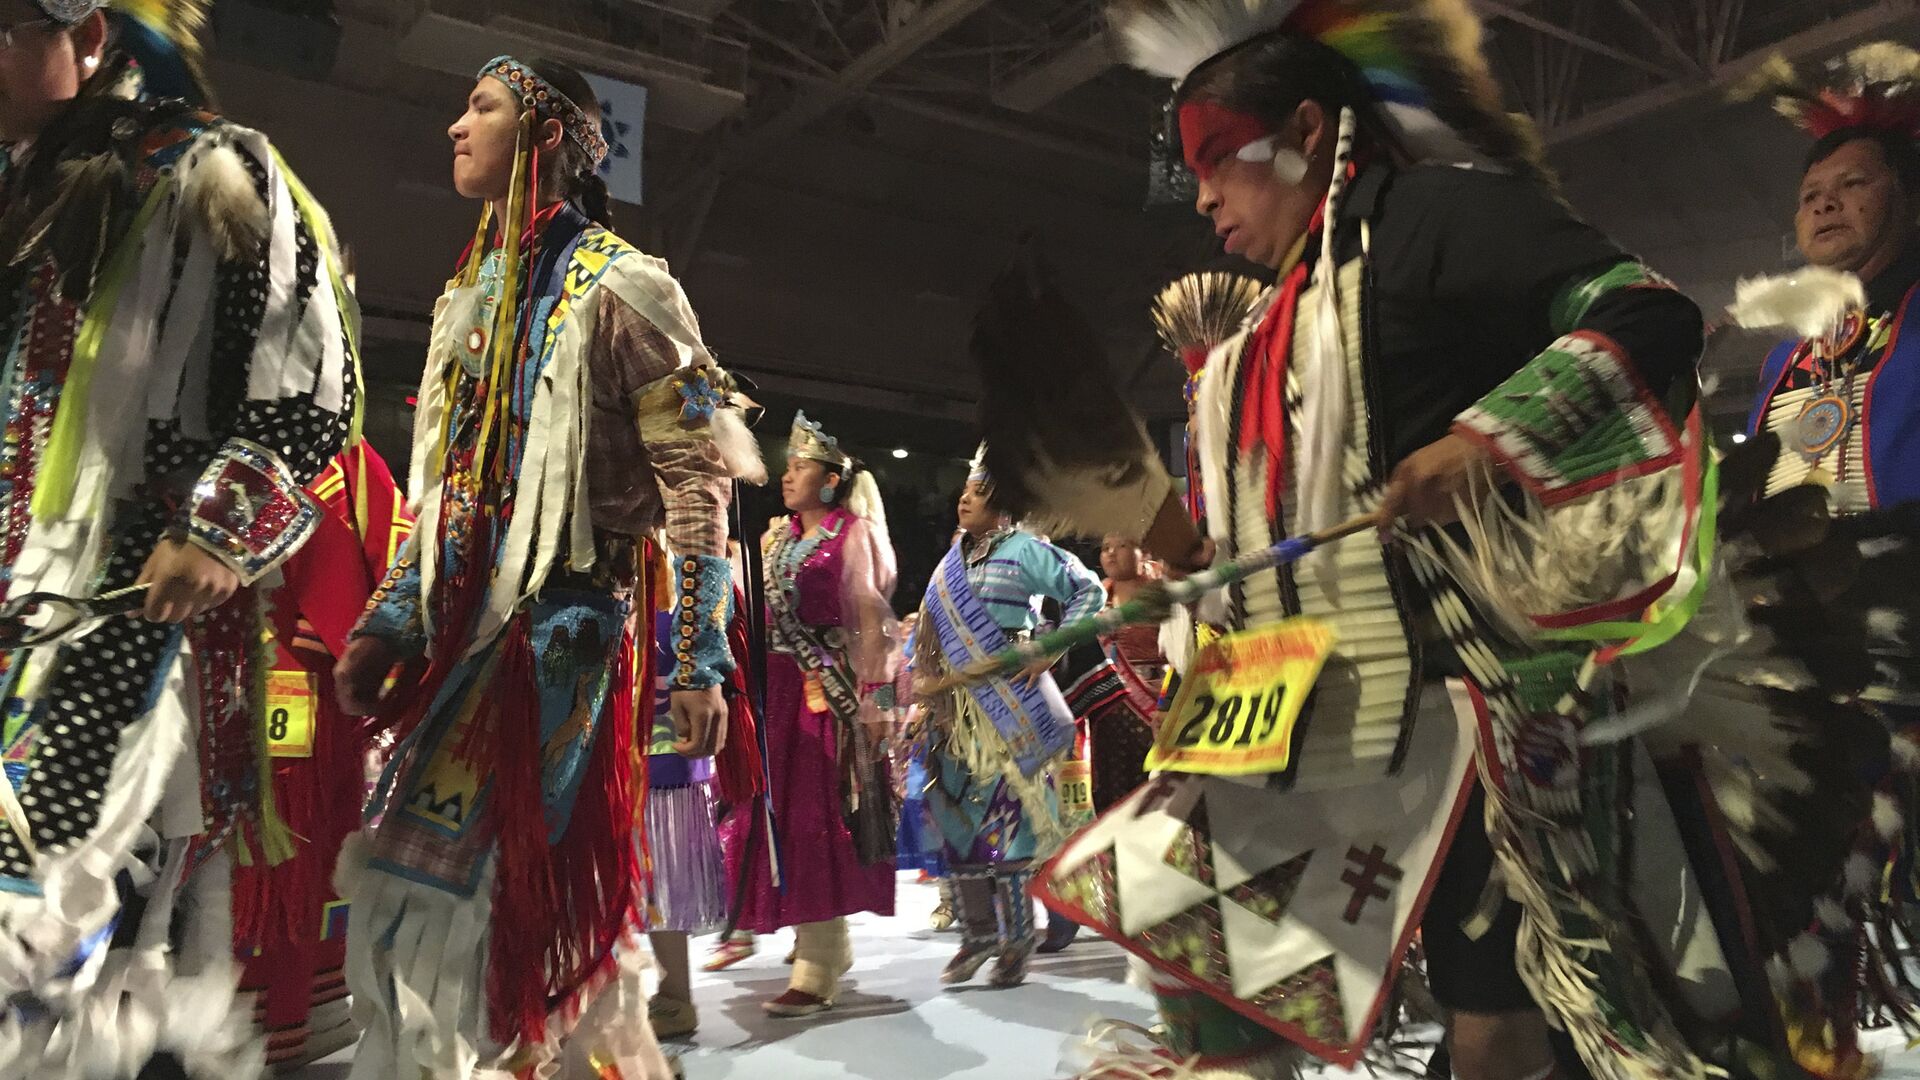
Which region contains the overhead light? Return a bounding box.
[891,448,910,459]
[1730,432,1748,444]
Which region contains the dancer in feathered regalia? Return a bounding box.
[964,2,1851,1078]
[1711,42,1920,1078]
[332,55,761,1079]
[0,1,355,1074]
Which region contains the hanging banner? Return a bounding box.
[582,72,647,207]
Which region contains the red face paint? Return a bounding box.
[1177,100,1272,180]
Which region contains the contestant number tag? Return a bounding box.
[266,669,316,759]
[1057,758,1094,818]
[1146,617,1335,776]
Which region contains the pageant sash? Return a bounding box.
[926,542,1073,778]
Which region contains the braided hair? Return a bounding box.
[525,57,616,229]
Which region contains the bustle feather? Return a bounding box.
[1151,271,1268,373]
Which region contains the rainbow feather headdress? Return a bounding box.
[1737,42,1920,143]
[34,0,214,105]
[1110,0,1549,185]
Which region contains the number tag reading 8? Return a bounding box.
[1145,617,1335,776]
[266,669,317,759]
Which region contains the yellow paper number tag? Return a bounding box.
[1056,758,1094,819]
[265,669,316,759]
[1145,617,1335,777]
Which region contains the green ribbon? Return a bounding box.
[1537,452,1719,654]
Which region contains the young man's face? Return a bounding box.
[1797,137,1915,279]
[448,76,522,202]
[0,4,97,144]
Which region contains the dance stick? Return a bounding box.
[919,512,1382,694]
[0,583,151,649]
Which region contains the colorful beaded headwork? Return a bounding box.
[479,55,610,169]
[789,411,853,471]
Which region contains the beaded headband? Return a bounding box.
[789,411,853,471]
[33,0,105,24]
[478,55,610,169]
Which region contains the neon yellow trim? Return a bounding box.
[273,146,365,446]
[31,177,174,522]
[1537,455,1719,652]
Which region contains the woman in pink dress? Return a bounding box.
[723,412,900,1017]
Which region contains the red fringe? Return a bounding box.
[231,669,365,958]
[715,589,765,806]
[483,620,556,1048]
[485,600,648,1048]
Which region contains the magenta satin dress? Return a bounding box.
[725,511,896,931]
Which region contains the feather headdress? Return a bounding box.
[1734,42,1920,142]
[36,0,216,106]
[1107,0,1551,185]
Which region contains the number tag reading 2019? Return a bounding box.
[1145,617,1335,776]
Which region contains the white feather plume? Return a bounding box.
[711,405,767,486]
[1874,791,1904,840]
[1110,0,1304,81]
[1727,267,1865,339]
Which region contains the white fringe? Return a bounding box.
[1727,267,1864,339]
[711,404,767,486]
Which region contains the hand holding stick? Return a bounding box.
[918,512,1383,695]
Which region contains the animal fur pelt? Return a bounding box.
[969,243,1183,544]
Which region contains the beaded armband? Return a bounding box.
[1452,331,1682,506]
[182,439,320,585]
[350,555,428,658]
[670,553,735,690]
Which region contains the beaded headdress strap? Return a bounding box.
[478,55,610,169]
[33,0,105,23]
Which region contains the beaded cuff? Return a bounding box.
[182,439,320,585]
[1453,331,1683,506]
[350,555,428,658]
[669,553,735,690]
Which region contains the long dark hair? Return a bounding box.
[1806,127,1920,201]
[1174,31,1399,164]
[525,57,615,229]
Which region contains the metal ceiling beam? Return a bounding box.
[661,0,996,210]
[1607,0,1709,74]
[1476,0,1677,78]
[1546,0,1920,145]
[991,33,1116,113]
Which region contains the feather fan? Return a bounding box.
[970,244,1186,546]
